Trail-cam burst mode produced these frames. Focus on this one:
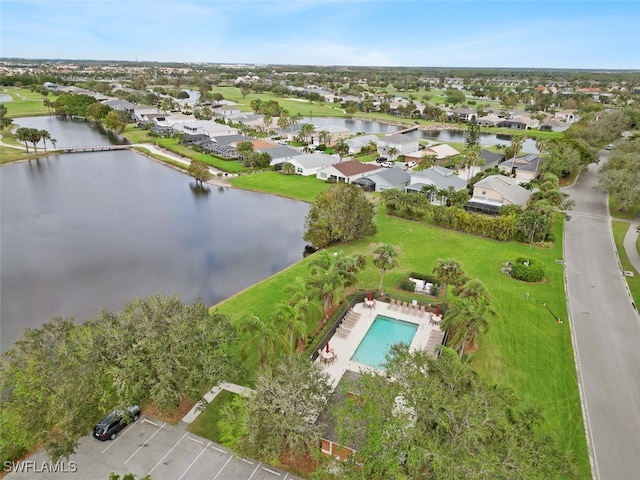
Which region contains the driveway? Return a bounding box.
[563,153,640,480]
[4,416,298,480]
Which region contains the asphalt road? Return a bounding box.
[563,150,640,480]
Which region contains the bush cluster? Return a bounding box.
[432,206,517,241]
[509,257,546,282]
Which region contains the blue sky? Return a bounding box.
[1,0,638,69]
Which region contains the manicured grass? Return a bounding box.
[213,202,590,476]
[611,220,640,308]
[229,171,330,202]
[187,390,239,443]
[151,137,248,173]
[1,88,51,117]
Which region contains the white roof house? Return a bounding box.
[286,153,341,176]
[378,134,420,159]
[465,175,534,214]
[169,119,238,137]
[345,134,379,154]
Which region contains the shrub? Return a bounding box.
[398,278,417,292]
[510,257,545,282]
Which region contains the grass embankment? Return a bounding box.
[212,197,589,476]
[1,87,51,117]
[611,220,640,308]
[229,171,330,202]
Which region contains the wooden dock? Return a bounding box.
[60,145,131,154]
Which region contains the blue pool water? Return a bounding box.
[351,315,418,368]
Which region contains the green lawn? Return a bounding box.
[612,220,640,308]
[212,201,590,476]
[229,171,330,202]
[2,87,51,117]
[187,390,239,443]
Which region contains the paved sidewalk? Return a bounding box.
[182,383,254,424]
[623,213,640,274]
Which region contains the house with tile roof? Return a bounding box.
[378,133,419,159]
[316,160,383,183]
[464,175,534,214]
[405,166,467,204]
[499,154,540,181]
[353,166,411,192]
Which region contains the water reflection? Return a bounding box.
[1,150,309,353]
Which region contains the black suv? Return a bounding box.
[92,405,141,441]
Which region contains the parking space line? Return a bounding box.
[247,461,262,480]
[147,431,189,475]
[211,455,233,480]
[189,436,204,444]
[142,418,159,427]
[240,457,254,465]
[212,446,226,454]
[123,422,166,465]
[283,474,289,480]
[263,466,281,476]
[177,440,211,480]
[100,416,144,455]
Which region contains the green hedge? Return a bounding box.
[510,257,546,282]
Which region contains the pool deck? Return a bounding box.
[319,300,444,389]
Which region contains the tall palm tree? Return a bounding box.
[387,146,399,160]
[505,134,525,160]
[456,278,491,305]
[441,297,492,358]
[334,138,349,163]
[237,313,286,368]
[300,123,315,144]
[318,130,331,146]
[373,244,399,292]
[272,302,308,355]
[366,140,378,156]
[433,258,464,304]
[286,277,322,344]
[420,183,438,203]
[39,130,51,151]
[307,251,345,324]
[417,153,437,170]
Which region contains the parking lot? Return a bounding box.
[5,416,298,479]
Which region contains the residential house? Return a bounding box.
[554,109,579,124]
[212,104,242,117]
[447,107,477,123]
[345,134,379,154]
[499,154,540,181]
[498,114,539,130]
[476,113,502,127]
[405,166,467,204]
[480,149,505,170]
[378,133,419,159]
[423,143,460,162]
[285,152,341,176]
[313,124,350,145]
[256,144,303,167]
[103,99,137,115]
[173,119,238,137]
[464,175,534,214]
[353,166,411,192]
[316,160,383,183]
[317,370,363,461]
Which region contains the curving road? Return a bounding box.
[563,150,640,480]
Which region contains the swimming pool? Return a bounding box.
[351,315,418,368]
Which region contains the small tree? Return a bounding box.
[372,244,399,292]
[188,159,212,185]
[433,258,464,304]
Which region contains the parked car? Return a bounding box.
[605,144,613,150]
[375,156,388,163]
[92,405,141,441]
[406,160,417,168]
[381,161,395,168]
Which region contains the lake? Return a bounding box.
[1,123,310,353]
[301,116,539,153]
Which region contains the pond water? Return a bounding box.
[301,116,539,153]
[1,119,310,353]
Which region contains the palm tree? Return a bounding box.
[318,130,331,146]
[300,123,315,144]
[39,129,52,151]
[505,134,525,160]
[373,244,399,292]
[286,277,322,343]
[456,278,491,305]
[272,302,308,355]
[417,153,437,170]
[334,138,349,163]
[306,251,345,324]
[387,146,399,160]
[464,145,483,182]
[237,313,286,368]
[441,297,491,358]
[366,140,378,156]
[433,258,464,304]
[420,183,438,203]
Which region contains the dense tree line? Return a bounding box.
[0,294,237,464]
[599,136,640,211]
